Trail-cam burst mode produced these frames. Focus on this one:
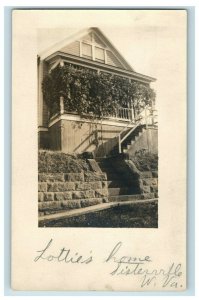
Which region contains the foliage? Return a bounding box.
[42,63,156,119]
[38,150,92,173]
[132,149,158,171]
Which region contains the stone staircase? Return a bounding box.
[96,157,143,202]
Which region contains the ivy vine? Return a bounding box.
[42,62,156,119]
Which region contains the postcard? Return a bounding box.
[12,9,187,291]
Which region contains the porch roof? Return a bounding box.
[44,52,156,84]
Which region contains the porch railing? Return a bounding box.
[59,96,157,126]
[112,107,134,121]
[118,106,158,153]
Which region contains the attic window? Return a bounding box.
[82,43,92,60]
[95,47,105,63]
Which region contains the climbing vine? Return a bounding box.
[42,62,156,119]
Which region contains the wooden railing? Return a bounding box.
[112,107,134,121]
[59,96,157,127]
[118,106,158,153]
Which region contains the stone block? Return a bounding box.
[95,189,108,197]
[47,182,75,192]
[75,182,91,190]
[102,197,109,203]
[54,192,72,201]
[87,159,102,173]
[90,181,102,190]
[61,200,81,209]
[38,201,62,211]
[65,173,84,182]
[38,192,44,202]
[38,173,65,182]
[141,185,151,194]
[38,182,47,192]
[151,178,158,186]
[102,181,108,189]
[81,198,102,208]
[85,190,95,198]
[44,192,54,201]
[140,171,152,178]
[84,172,107,182]
[142,193,155,199]
[150,186,158,193]
[142,179,149,186]
[72,191,86,199]
[152,171,158,178]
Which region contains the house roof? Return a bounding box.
[39,27,156,83]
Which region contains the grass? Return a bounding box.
[40,201,158,228]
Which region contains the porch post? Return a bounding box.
[60,96,64,115]
[131,106,135,122]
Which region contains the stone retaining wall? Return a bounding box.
[38,172,108,216]
[138,171,158,197]
[125,160,158,198]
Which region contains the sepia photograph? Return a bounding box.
[12,9,187,291]
[37,27,158,228]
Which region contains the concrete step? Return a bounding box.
[109,193,155,202]
[109,194,144,202]
[108,187,130,196]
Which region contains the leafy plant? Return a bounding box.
[42,62,156,119]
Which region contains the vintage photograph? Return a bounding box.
[37,27,158,227]
[12,9,187,291]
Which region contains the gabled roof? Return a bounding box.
[39,27,134,72]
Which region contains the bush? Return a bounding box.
[131,149,158,172]
[38,150,92,173]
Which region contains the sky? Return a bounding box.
[37,10,186,94]
[38,25,157,79]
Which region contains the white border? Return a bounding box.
[2,1,198,299]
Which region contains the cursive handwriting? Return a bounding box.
[34,239,93,264]
[34,240,183,289]
[105,241,152,275]
[105,242,183,288]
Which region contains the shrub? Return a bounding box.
[38,150,92,173]
[131,149,158,172]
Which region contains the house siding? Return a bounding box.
[106,50,123,68]
[49,119,126,156]
[61,41,80,57]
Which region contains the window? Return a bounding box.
[95,47,105,63]
[82,43,92,60]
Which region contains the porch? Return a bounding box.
[44,97,158,157]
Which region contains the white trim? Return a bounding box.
[38,60,44,127]
[38,27,134,72]
[38,127,49,132]
[49,58,62,71]
[48,113,135,128]
[45,52,156,83]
